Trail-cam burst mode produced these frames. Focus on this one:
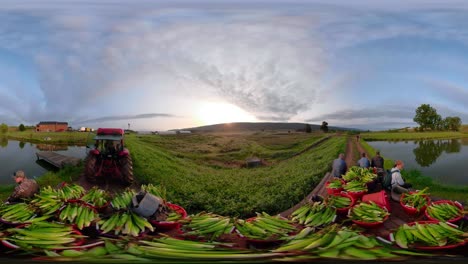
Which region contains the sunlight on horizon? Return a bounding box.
[196,102,257,126]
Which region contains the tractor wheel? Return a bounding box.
[84,155,97,183]
[121,155,134,185]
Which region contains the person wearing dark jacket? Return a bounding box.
[371,151,384,169]
[7,170,39,203]
[332,153,347,178]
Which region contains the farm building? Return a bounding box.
[35,121,68,132]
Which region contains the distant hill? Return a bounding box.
[178,122,359,133]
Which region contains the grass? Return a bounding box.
[361,131,467,141]
[126,133,345,217]
[2,129,90,145]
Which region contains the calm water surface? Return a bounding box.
[367,138,468,186]
[0,139,86,185]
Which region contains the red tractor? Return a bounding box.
[84,128,134,185]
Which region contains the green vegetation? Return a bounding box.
[413,104,462,131]
[360,131,467,141]
[361,138,468,207]
[127,134,345,217]
[6,130,89,145]
[0,123,8,133]
[402,170,468,206]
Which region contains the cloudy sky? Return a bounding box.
[0,0,467,131]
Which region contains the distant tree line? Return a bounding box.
[0,123,32,133]
[413,104,462,131]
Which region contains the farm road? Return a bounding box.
[345,136,367,168]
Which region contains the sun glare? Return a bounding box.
[197,102,256,125]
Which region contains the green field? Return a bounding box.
[1,131,345,217]
[3,129,90,145]
[127,133,345,217]
[361,131,468,141]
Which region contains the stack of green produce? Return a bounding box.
[425,202,462,222]
[0,203,37,224]
[3,221,83,250]
[31,186,66,215]
[394,222,467,248]
[128,237,283,261]
[349,202,389,223]
[343,181,367,193]
[110,189,136,210]
[98,211,154,236]
[57,184,85,201]
[235,212,296,240]
[182,212,234,241]
[290,201,336,227]
[400,188,430,210]
[81,187,110,208]
[343,167,377,183]
[58,203,99,230]
[273,224,406,260]
[326,195,352,209]
[327,178,344,189]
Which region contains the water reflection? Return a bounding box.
[35,144,68,151]
[0,137,7,148]
[0,139,86,185]
[413,139,461,167]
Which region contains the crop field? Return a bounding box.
[361,131,468,141]
[125,132,345,217]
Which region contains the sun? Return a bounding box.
[197,102,256,125]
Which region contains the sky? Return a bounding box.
[0,0,467,131]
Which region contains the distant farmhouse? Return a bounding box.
[36,121,68,132]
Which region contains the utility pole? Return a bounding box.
[128,123,130,130]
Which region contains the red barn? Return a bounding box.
[36,121,68,132]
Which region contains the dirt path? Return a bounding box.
[346,136,369,169]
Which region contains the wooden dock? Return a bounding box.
[36,151,81,168]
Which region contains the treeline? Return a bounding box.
[413,104,462,132]
[0,123,31,133]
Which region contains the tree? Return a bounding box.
[19,123,26,131]
[305,124,312,133]
[0,123,8,133]
[320,121,329,133]
[444,116,462,131]
[413,104,440,131]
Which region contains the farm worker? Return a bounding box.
[391,160,412,189]
[7,170,39,203]
[357,153,370,168]
[332,153,347,178]
[371,151,384,169]
[106,140,116,154]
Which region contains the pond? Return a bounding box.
[0,138,86,185]
[366,138,468,186]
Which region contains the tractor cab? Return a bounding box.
[92,129,124,157]
[84,128,134,185]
